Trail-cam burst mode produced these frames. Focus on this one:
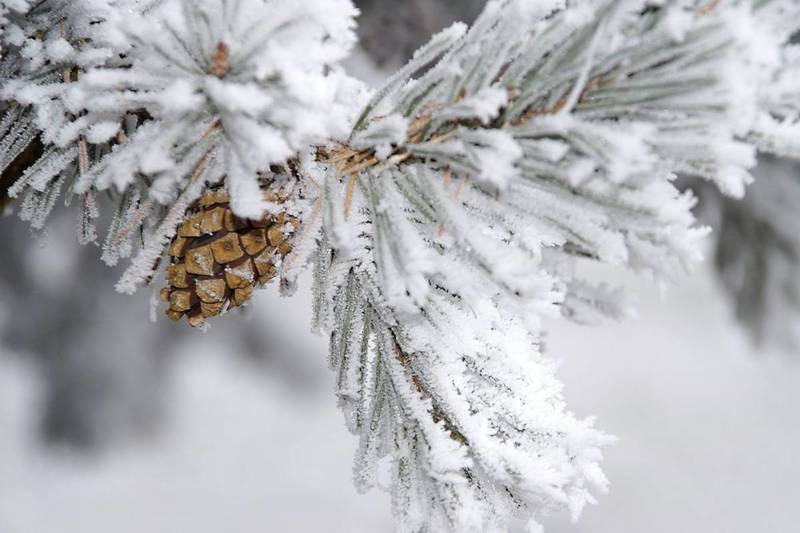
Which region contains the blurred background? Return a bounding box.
[1,2,799,532]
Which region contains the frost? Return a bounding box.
[2,0,362,220]
[351,113,408,159]
[314,1,800,531]
[437,86,509,125]
[85,121,120,144]
[57,0,362,219]
[2,1,800,532]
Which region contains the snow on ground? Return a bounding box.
[1,262,799,533]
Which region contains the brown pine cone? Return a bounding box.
[161,188,297,327]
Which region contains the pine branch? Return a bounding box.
[1,0,361,291]
[313,1,800,530]
[315,238,611,531]
[2,1,799,531]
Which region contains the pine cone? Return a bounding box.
[161,188,297,327]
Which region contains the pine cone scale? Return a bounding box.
[162,189,296,327]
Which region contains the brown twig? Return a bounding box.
[391,335,469,447]
[697,0,720,16]
[344,173,357,219]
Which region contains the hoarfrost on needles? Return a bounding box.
[2,0,800,532]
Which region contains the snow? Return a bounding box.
[2,264,799,533]
[4,0,365,225]
[467,129,523,190]
[2,1,800,531]
[311,2,800,520]
[437,86,509,125]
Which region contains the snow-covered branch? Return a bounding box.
[2,0,799,531]
[311,1,800,530]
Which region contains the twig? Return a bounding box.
[344,173,357,219]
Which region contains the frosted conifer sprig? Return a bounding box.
[312,1,800,531]
[2,0,363,291]
[0,1,31,34]
[322,0,792,330]
[747,15,800,158]
[313,232,612,532]
[61,0,360,218]
[2,1,800,532]
[84,0,360,291]
[0,0,125,230]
